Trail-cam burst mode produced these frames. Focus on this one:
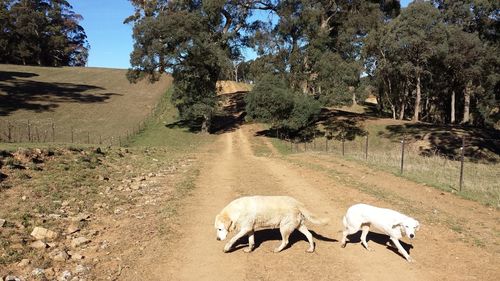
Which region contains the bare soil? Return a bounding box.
[115,124,499,281]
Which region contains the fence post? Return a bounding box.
[304,138,307,151]
[51,123,55,142]
[365,135,368,160]
[87,132,90,144]
[325,138,328,152]
[459,136,465,191]
[313,133,316,150]
[400,136,406,174]
[119,136,122,147]
[7,121,12,142]
[99,135,102,145]
[27,120,31,142]
[71,127,74,143]
[289,139,292,152]
[342,137,345,156]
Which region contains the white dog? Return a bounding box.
[341,203,420,262]
[215,195,329,253]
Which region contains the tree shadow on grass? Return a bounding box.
[227,228,337,253]
[382,123,500,163]
[0,70,122,116]
[165,91,248,134]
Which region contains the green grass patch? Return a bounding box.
[129,89,215,150]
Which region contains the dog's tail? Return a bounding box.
[300,207,329,225]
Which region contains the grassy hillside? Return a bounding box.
[0,64,172,144]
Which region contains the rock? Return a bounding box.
[44,268,56,279]
[47,242,57,248]
[148,172,156,177]
[21,195,27,201]
[68,251,84,260]
[30,240,48,249]
[74,264,88,275]
[71,213,90,222]
[50,249,70,262]
[61,200,70,207]
[32,268,44,276]
[17,258,30,267]
[97,175,109,181]
[66,224,80,235]
[0,218,5,227]
[59,270,72,281]
[4,275,22,281]
[31,226,58,240]
[71,237,90,248]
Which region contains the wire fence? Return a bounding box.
[282,135,500,206]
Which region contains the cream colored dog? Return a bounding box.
[341,203,420,262]
[215,195,329,253]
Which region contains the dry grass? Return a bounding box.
[0,64,172,144]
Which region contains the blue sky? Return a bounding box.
[71,0,412,69]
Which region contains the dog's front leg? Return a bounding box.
[243,231,255,253]
[390,237,414,262]
[224,228,250,253]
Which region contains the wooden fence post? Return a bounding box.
[400,136,406,174]
[459,136,465,191]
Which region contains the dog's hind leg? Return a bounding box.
[224,227,251,253]
[390,237,414,262]
[243,231,255,253]
[274,225,294,253]
[360,225,373,251]
[298,225,315,253]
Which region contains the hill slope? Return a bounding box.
[0,64,172,144]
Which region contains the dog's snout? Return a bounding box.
[216,237,221,241]
[409,234,415,239]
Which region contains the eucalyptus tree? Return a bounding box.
[126,0,277,133]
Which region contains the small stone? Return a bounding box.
[32,268,44,276]
[69,252,84,260]
[0,218,5,227]
[30,240,48,249]
[66,224,80,234]
[31,226,58,240]
[21,195,27,201]
[4,276,21,281]
[59,270,72,281]
[17,258,30,267]
[71,237,90,248]
[71,213,90,222]
[148,172,156,177]
[44,267,56,278]
[47,242,57,248]
[74,264,88,274]
[51,249,70,262]
[61,200,70,207]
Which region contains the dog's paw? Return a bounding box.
[243,247,254,253]
[341,243,346,248]
[223,244,232,253]
[306,247,315,253]
[273,248,282,253]
[406,256,416,263]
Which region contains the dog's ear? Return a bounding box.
[415,221,420,231]
[219,213,234,232]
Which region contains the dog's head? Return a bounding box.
[214,213,232,241]
[394,217,420,239]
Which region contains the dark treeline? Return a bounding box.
[127,0,499,134]
[0,0,89,66]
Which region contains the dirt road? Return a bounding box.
[122,125,498,281]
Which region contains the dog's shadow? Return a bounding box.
[345,231,414,259]
[229,229,338,253]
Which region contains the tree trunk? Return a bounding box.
[462,81,472,124]
[413,74,421,122]
[201,114,211,134]
[399,79,409,120]
[451,89,455,123]
[391,104,396,120]
[350,86,357,106]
